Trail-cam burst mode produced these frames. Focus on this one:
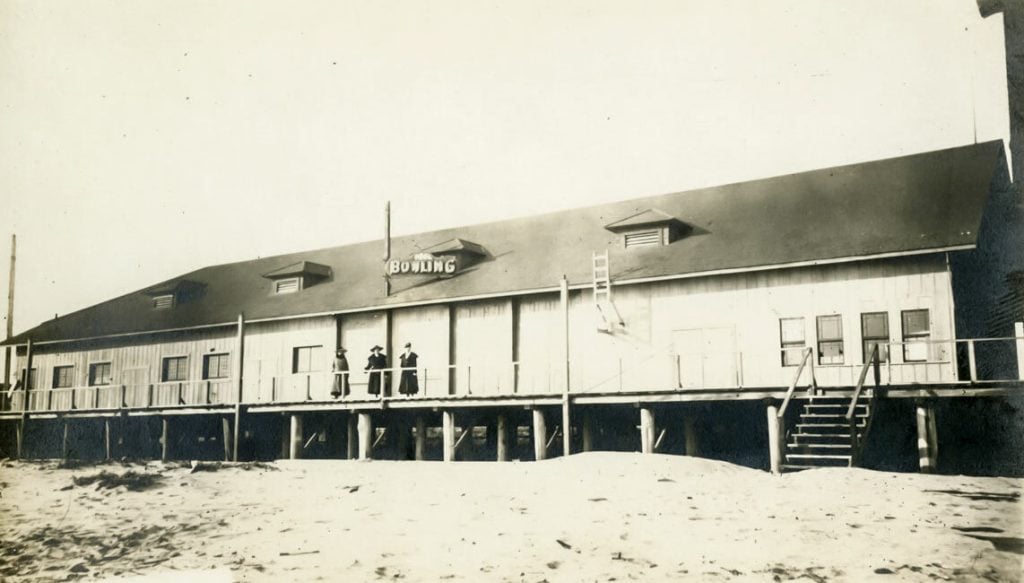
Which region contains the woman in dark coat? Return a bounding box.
[331,348,350,398]
[398,342,419,396]
[365,345,387,396]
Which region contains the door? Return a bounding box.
[672,327,738,389]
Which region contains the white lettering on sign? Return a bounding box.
[388,256,457,276]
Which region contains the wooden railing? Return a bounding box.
[847,344,881,465]
[778,347,815,419]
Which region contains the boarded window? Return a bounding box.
[293,345,323,373]
[275,278,301,294]
[860,312,889,364]
[203,353,231,380]
[901,309,930,362]
[153,294,175,309]
[817,315,844,365]
[779,317,806,366]
[52,365,75,389]
[161,356,189,382]
[89,362,112,386]
[624,230,662,248]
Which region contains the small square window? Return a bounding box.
[816,315,844,365]
[162,356,189,382]
[292,346,323,373]
[52,365,75,389]
[779,318,806,366]
[203,353,231,380]
[89,363,112,386]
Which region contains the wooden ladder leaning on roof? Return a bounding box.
[592,250,624,333]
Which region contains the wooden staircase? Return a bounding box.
[783,395,871,470]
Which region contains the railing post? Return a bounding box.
[967,340,977,382]
[70,388,76,410]
[120,385,127,408]
[466,365,472,395]
[47,388,53,411]
[675,354,682,389]
[147,384,154,408]
[1015,322,1024,381]
[206,381,212,404]
[271,377,277,402]
[305,375,311,401]
[177,382,184,405]
[93,387,99,409]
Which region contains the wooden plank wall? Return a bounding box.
[243,317,335,402]
[390,304,449,397]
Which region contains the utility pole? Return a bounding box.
[4,234,15,391]
[384,201,392,297]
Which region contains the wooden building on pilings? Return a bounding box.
[2,140,1023,473]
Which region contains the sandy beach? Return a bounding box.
[0,453,1021,582]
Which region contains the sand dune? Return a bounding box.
[0,453,1020,582]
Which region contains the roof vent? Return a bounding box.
[420,238,489,273]
[143,279,206,308]
[263,261,332,294]
[604,208,688,249]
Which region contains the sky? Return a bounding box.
[0,0,1011,377]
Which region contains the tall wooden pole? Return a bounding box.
[289,414,303,460]
[640,407,655,454]
[767,403,783,475]
[384,201,391,297]
[414,416,426,461]
[232,314,245,461]
[357,412,373,460]
[3,234,14,392]
[442,410,456,462]
[532,409,547,461]
[496,413,509,461]
[560,276,571,457]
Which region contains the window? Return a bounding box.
[20,368,37,390]
[292,345,323,373]
[624,230,662,248]
[902,309,930,362]
[779,318,806,366]
[860,312,890,364]
[88,362,112,386]
[203,353,231,380]
[161,356,189,382]
[275,277,301,294]
[153,294,175,309]
[816,315,844,365]
[52,365,75,389]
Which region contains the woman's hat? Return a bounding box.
[403,342,411,348]
[371,345,383,351]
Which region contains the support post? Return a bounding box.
[496,413,509,461]
[581,411,594,452]
[3,234,15,395]
[289,414,303,460]
[15,418,23,459]
[62,420,69,460]
[532,409,547,461]
[683,415,699,456]
[347,414,357,460]
[967,340,978,382]
[415,416,426,461]
[442,410,456,462]
[1015,322,1024,381]
[222,417,232,462]
[104,418,111,460]
[232,314,245,461]
[357,412,372,460]
[640,406,655,454]
[160,417,169,462]
[767,404,783,475]
[560,276,571,457]
[916,401,938,473]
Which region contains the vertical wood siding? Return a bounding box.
[390,304,449,397]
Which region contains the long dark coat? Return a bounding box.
[365,352,388,396]
[331,355,350,397]
[398,351,419,395]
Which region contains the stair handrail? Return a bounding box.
[846,344,880,421]
[778,346,814,419]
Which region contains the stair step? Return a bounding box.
[799,413,868,419]
[787,442,853,449]
[795,423,866,429]
[791,432,864,441]
[785,454,852,467]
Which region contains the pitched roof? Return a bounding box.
[7,140,1004,345]
[261,261,332,280]
[604,208,679,231]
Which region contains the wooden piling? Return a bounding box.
[916,401,938,473]
[104,418,111,460]
[442,410,456,462]
[767,404,783,475]
[222,417,232,462]
[415,416,426,461]
[532,409,547,461]
[62,421,69,460]
[160,417,169,462]
[232,313,245,462]
[1015,322,1024,380]
[347,414,357,460]
[357,412,372,460]
[640,407,655,454]
[581,411,593,452]
[14,419,23,459]
[683,415,699,456]
[496,413,509,461]
[289,414,303,460]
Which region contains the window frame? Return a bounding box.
[52,365,75,389]
[88,362,112,387]
[203,353,231,380]
[860,312,890,364]
[901,309,931,363]
[779,317,807,367]
[292,345,323,374]
[161,355,190,383]
[20,367,38,390]
[623,229,664,249]
[816,314,845,366]
[274,277,302,294]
